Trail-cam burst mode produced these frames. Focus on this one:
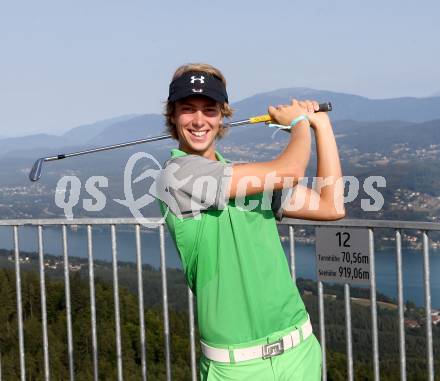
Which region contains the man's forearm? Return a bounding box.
[313,120,344,212]
[227,101,313,198]
[273,120,312,178]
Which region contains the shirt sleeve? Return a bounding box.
[155,155,234,218]
[271,188,294,221]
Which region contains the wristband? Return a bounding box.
[266,115,310,131]
[267,123,291,130]
[290,115,309,127]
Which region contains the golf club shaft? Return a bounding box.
[49,102,332,160]
[43,134,173,162]
[29,102,332,181]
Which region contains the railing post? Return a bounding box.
[38,226,50,381]
[111,225,123,381]
[318,281,327,381]
[395,230,406,381]
[422,231,434,381]
[159,225,172,381]
[188,288,197,381]
[344,283,353,381]
[289,226,296,281]
[62,225,75,381]
[369,229,380,381]
[135,225,148,381]
[87,225,99,381]
[13,226,26,381]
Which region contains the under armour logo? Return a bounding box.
[190,75,205,84]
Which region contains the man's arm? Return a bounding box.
[280,104,345,221]
[156,99,321,218]
[227,99,313,198]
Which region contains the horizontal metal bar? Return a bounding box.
[0,218,164,227]
[1,217,439,231]
[279,218,440,231]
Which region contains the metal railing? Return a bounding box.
[0,217,438,381]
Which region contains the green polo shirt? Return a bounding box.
[157,148,307,345]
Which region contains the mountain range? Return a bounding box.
[2,88,440,159]
[1,87,440,221]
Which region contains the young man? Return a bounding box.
[157,63,345,380]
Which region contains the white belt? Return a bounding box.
[201,317,313,363]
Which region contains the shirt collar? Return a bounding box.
[170,148,227,163]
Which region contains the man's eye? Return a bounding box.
[205,108,219,115]
[181,107,194,113]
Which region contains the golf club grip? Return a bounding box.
[317,102,332,112]
[249,102,332,124]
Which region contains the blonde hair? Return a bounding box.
[164,63,234,139]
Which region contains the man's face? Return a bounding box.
[172,96,222,158]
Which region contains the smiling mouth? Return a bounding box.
[189,130,209,137]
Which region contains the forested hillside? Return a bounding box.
[0,265,438,380]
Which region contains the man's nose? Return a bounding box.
[192,110,204,126]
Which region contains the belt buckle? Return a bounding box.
[262,338,284,359]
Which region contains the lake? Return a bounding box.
[0,225,439,309]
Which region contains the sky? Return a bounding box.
[0,0,439,137]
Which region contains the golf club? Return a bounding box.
[29,102,332,181]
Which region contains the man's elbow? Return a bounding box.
[326,191,346,220]
[321,201,346,221]
[327,210,346,221]
[325,207,346,221]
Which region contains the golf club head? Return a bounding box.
[29,158,44,182]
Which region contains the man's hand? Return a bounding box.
[268,98,330,128]
[297,100,331,129]
[268,99,309,126]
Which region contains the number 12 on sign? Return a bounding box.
[316,227,371,285]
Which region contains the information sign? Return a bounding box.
[316,227,371,285]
